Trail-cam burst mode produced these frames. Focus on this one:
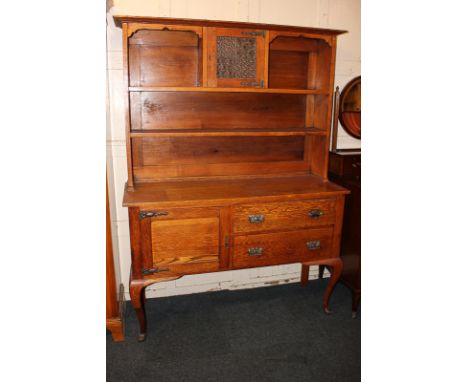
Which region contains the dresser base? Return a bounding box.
[124,175,348,341]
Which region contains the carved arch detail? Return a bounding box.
[268,30,332,47]
[127,23,203,39]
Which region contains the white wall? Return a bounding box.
[106,0,360,300]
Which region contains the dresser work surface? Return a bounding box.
[115,16,348,341]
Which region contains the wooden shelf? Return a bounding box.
[128,86,328,95]
[123,174,349,207]
[130,128,327,138]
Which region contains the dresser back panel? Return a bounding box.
[132,136,305,166]
[130,92,306,130]
[133,161,310,181]
[268,50,309,89]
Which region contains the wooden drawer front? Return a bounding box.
[233,228,333,268]
[233,199,335,233]
[151,216,220,272]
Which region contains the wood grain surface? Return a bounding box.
[233,227,334,268]
[232,199,336,234]
[131,92,306,130]
[123,174,348,208]
[151,217,220,263]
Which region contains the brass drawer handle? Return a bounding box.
[306,240,321,250]
[139,211,169,220]
[308,209,323,219]
[247,247,264,256]
[248,214,265,224]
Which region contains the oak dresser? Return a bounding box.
[114,16,349,341]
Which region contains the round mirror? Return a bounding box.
[339,76,361,139]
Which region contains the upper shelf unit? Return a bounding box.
[121,17,345,92]
[115,16,346,186]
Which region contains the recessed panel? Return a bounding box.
[151,217,220,265]
[131,92,306,129]
[133,136,305,166]
[129,29,201,87]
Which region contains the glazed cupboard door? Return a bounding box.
[137,207,222,277]
[205,27,266,88]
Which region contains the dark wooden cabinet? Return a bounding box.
[115,16,348,341]
[328,150,361,316]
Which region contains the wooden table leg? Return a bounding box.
[302,257,343,314]
[129,280,148,342]
[300,264,310,287]
[321,258,343,314]
[129,276,182,341]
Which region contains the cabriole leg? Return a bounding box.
[302,258,343,314]
[129,280,148,342]
[129,276,182,341]
[321,258,343,314]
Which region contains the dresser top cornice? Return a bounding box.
[113,15,347,36]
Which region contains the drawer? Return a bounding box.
[232,227,333,268]
[233,199,335,233]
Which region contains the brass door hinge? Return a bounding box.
[142,267,169,276]
[139,211,169,220]
[241,31,265,37]
[240,80,264,88]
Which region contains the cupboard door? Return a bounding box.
[206,27,266,88]
[138,207,221,276]
[152,217,219,266]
